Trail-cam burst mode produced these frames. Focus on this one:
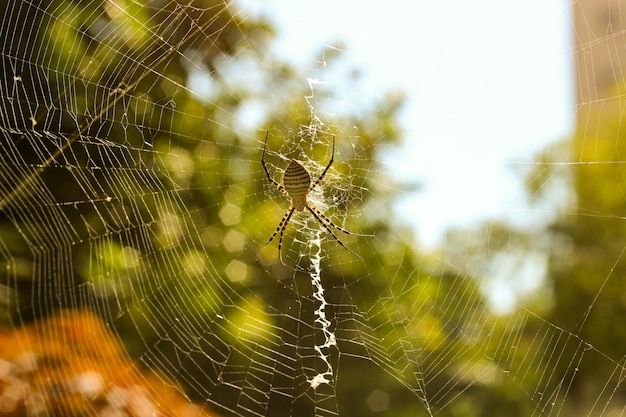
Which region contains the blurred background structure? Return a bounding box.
[574,0,626,109]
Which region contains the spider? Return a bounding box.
[262,131,370,262]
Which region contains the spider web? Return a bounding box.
[0,1,625,417]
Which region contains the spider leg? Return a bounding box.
[308,135,335,193]
[306,203,363,259]
[262,131,288,195]
[265,206,295,264]
[307,202,374,237]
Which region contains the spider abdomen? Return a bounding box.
[284,159,310,210]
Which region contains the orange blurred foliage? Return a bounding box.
[0,310,220,417]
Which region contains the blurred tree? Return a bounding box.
[442,79,626,414]
[536,87,626,408]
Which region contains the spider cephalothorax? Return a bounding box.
[261,131,370,262]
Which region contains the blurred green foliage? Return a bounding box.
[533,90,626,409]
[451,84,626,414]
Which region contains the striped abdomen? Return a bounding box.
[284,159,310,210]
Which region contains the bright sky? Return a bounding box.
[239,0,574,248]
